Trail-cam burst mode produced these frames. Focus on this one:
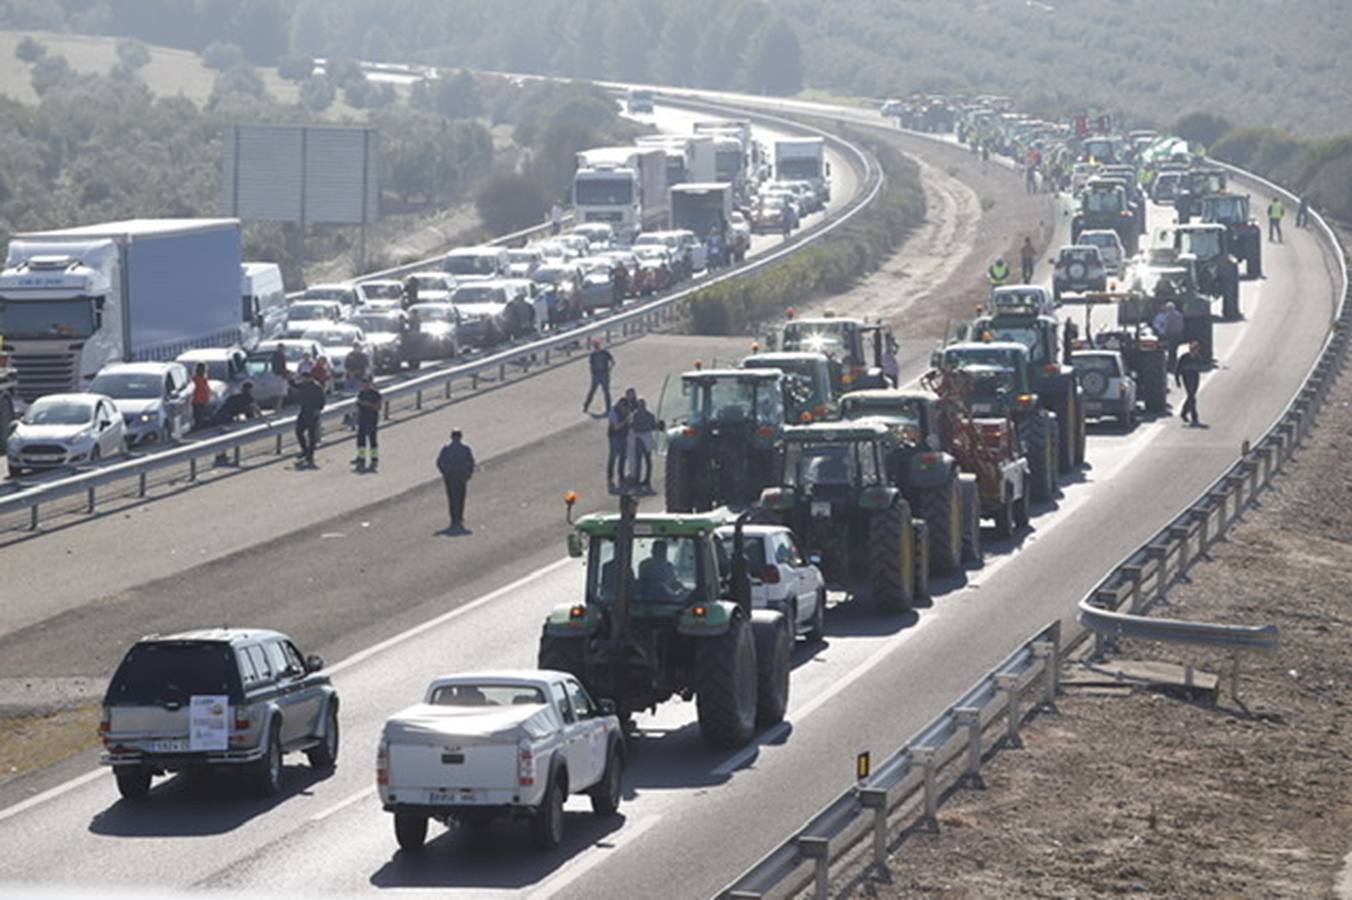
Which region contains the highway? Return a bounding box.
[0,92,1342,900]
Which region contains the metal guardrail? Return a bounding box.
[1075,168,1350,692]
[0,96,883,533]
[716,145,1349,900]
[721,621,1062,900]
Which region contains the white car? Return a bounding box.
[717,524,826,640]
[7,393,126,474]
[988,285,1056,317]
[178,347,288,413]
[354,280,405,308]
[1072,350,1138,430]
[378,670,624,851]
[506,248,545,279]
[284,300,345,338]
[1078,229,1126,276]
[300,283,360,310]
[570,222,614,251]
[404,271,456,304]
[300,324,367,380]
[88,361,192,446]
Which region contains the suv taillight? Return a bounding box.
[376,739,389,786]
[518,740,536,787]
[99,709,111,745]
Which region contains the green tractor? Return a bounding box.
[1079,292,1171,414]
[1122,249,1216,359]
[1174,167,1228,224]
[538,495,792,749]
[934,342,1059,504]
[758,421,924,612]
[1071,180,1141,256]
[955,303,1086,474]
[1200,194,1262,280]
[838,390,974,574]
[775,313,896,395]
[662,368,792,513]
[1173,224,1241,322]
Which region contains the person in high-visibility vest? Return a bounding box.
[988,257,1010,286]
[1267,197,1285,243]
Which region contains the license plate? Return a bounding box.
[811,501,832,518]
[430,789,475,805]
[971,403,992,414]
[148,739,188,753]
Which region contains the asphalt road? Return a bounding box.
[0,97,1340,900]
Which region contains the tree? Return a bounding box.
[30,54,74,96]
[475,172,548,235]
[653,9,700,86]
[299,75,335,112]
[15,36,46,64]
[236,0,288,65]
[740,18,803,96]
[1173,111,1235,150]
[201,41,246,71]
[115,39,151,71]
[277,53,314,82]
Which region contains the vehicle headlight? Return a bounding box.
[138,413,157,424]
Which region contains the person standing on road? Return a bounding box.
[436,429,476,531]
[270,344,288,378]
[1296,195,1310,229]
[1019,236,1036,283]
[354,375,382,473]
[293,371,326,467]
[583,340,615,414]
[1267,197,1285,243]
[311,355,331,392]
[607,396,632,489]
[1175,340,1206,427]
[297,351,315,378]
[1153,301,1186,371]
[190,362,211,431]
[988,257,1010,287]
[1062,317,1079,365]
[629,398,659,491]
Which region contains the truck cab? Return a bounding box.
[0,256,111,401]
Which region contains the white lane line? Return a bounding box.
[328,556,574,676]
[527,812,660,900]
[0,769,104,825]
[710,721,790,777]
[0,555,577,824]
[309,785,376,822]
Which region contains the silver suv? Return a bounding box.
[100,629,339,800]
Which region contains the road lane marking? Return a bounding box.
[528,812,660,900]
[0,769,104,825]
[310,785,375,822]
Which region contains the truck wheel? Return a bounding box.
[911,519,931,601]
[695,616,758,748]
[868,500,914,614]
[958,475,983,567]
[531,771,567,850]
[394,813,429,851]
[114,767,151,801]
[918,480,962,575]
[306,702,339,770]
[750,610,791,727]
[537,633,586,681]
[1073,391,1087,466]
[588,741,624,815]
[1141,351,1168,414]
[806,589,826,642]
[664,452,692,513]
[1052,391,1075,474]
[1222,277,1240,321]
[1024,410,1055,504]
[252,724,283,797]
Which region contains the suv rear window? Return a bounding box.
[105,641,243,705]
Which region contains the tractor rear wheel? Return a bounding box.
[695,616,758,748]
[1053,390,1076,474]
[750,611,791,727]
[1024,410,1056,503]
[1140,350,1168,413]
[911,519,931,601]
[918,480,962,575]
[868,500,914,613]
[958,475,983,567]
[1222,275,1241,321]
[538,632,587,681]
[664,452,692,512]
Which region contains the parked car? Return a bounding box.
[284,300,344,338]
[349,310,409,373]
[177,347,287,414]
[1077,229,1126,276]
[300,324,368,380]
[1051,245,1108,303]
[255,338,329,400]
[631,246,674,295]
[571,222,614,251]
[378,670,624,851]
[751,197,795,234]
[1072,349,1138,430]
[716,524,827,640]
[450,283,510,347]
[89,361,192,446]
[100,628,338,800]
[575,257,621,312]
[444,246,510,284]
[506,248,545,279]
[403,271,456,306]
[7,393,126,474]
[987,284,1057,317]
[300,283,360,311]
[405,303,462,363]
[354,280,405,308]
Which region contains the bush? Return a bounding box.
[475,173,548,236]
[14,36,46,63]
[115,38,151,71]
[277,53,314,82]
[299,75,335,112]
[201,41,246,72]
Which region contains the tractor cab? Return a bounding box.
[1200,194,1251,226]
[1079,181,1128,215]
[739,351,836,422]
[935,342,1037,418]
[779,313,893,393]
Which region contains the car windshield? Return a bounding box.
[23,399,93,425]
[411,305,456,323]
[944,347,1019,370]
[243,356,273,376]
[89,372,162,399]
[1073,355,1120,375]
[1205,197,1245,221]
[446,254,498,276]
[104,641,241,705]
[963,368,1018,400]
[287,303,334,321]
[452,286,504,304]
[1081,234,1117,250]
[351,314,400,333]
[575,178,633,206]
[360,283,403,300]
[684,376,782,427]
[533,267,569,284]
[1061,248,1100,264]
[410,276,450,291]
[785,443,855,487]
[782,322,850,357]
[1082,190,1123,213]
[0,298,97,339]
[303,288,351,302]
[260,343,310,363]
[188,359,232,381]
[1179,230,1223,258]
[717,534,768,571]
[428,683,547,707]
[842,395,922,423]
[508,250,539,264]
[304,328,356,346]
[588,535,701,605]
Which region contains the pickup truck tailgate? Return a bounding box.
[389,741,517,791]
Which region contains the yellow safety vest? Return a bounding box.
[988,261,1010,283]
[1268,201,1284,219]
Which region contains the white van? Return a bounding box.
[241,262,287,347]
[444,246,511,283]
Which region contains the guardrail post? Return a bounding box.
[915,746,938,826]
[798,835,830,900]
[1191,506,1211,555]
[29,504,38,530]
[954,707,982,784]
[1167,525,1191,579]
[1031,640,1058,708]
[1121,565,1144,614]
[383,400,391,421]
[276,432,283,456]
[858,787,889,867]
[499,362,506,381]
[139,471,147,498]
[1230,653,1242,702]
[995,673,1022,747]
[1247,457,1260,500]
[1146,545,1169,604]
[415,389,423,410]
[444,379,452,400]
[189,457,197,482]
[86,485,95,514]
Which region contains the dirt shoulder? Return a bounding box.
[836,347,1352,897]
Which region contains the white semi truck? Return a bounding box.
[573,146,669,243]
[0,219,243,402]
[635,135,717,187]
[774,137,832,204]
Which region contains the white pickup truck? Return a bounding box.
[377,670,625,851]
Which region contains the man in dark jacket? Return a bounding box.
[583,340,615,414]
[293,372,326,467]
[1175,340,1207,426]
[354,375,382,473]
[436,429,476,530]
